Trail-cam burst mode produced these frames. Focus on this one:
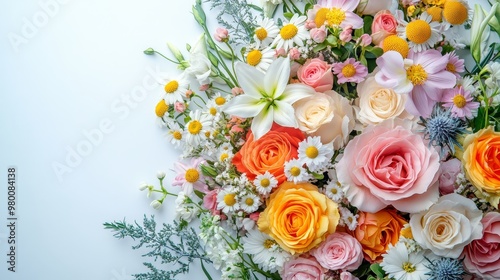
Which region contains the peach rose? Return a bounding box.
[233,124,304,184]
[352,208,407,262]
[297,58,334,92]
[371,10,398,46]
[357,0,393,15]
[258,182,340,254]
[462,126,500,208]
[294,90,355,149]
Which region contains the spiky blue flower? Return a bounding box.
[425,257,466,280]
[421,106,468,157]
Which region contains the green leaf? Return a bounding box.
[207,51,219,67]
[194,189,205,200]
[283,12,294,20]
[313,43,327,53]
[366,46,383,57]
[200,260,213,280]
[370,263,386,279]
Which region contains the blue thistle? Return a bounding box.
[421,106,468,157]
[425,257,466,280]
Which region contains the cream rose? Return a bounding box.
[410,193,483,258]
[357,0,393,15]
[355,75,409,125]
[294,91,355,149]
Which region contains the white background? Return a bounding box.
[0,0,215,279]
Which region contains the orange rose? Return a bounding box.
[462,126,500,208]
[233,124,305,184]
[258,182,339,254]
[352,208,407,262]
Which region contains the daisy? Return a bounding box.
[309,0,363,29]
[324,180,344,202]
[245,47,275,73]
[165,122,184,148]
[297,136,333,171]
[184,110,213,146]
[332,58,368,84]
[162,74,189,104]
[442,0,470,26]
[217,187,240,213]
[172,157,206,195]
[253,172,278,195]
[284,159,311,183]
[445,51,465,78]
[253,18,279,48]
[205,100,221,119]
[398,12,442,52]
[155,99,169,126]
[211,92,229,108]
[441,86,479,119]
[242,229,291,273]
[217,148,233,163]
[381,242,431,280]
[272,14,309,52]
[339,206,358,231]
[240,193,261,213]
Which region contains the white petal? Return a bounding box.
[272,101,298,128]
[264,57,290,99]
[280,84,316,104]
[251,106,274,139]
[236,62,266,99]
[224,95,265,118]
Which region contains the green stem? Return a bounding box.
[154,51,179,64]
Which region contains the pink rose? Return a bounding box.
[174,101,186,113]
[296,58,334,92]
[340,272,360,280]
[281,256,326,280]
[439,158,462,195]
[310,232,363,271]
[336,119,441,213]
[357,0,393,15]
[202,189,220,216]
[288,47,301,60]
[310,26,327,43]
[214,27,229,42]
[462,212,500,279]
[371,10,397,46]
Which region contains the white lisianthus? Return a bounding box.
[185,34,213,85]
[175,191,199,222]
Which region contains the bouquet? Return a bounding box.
[105,0,500,279]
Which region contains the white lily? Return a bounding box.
[224,57,315,139]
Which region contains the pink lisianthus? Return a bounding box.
[375,50,456,117]
[281,256,327,280]
[332,58,368,84]
[438,158,462,195]
[339,26,353,43]
[340,272,360,280]
[174,101,186,113]
[441,86,479,119]
[371,10,397,46]
[203,189,221,216]
[297,58,334,92]
[310,232,364,271]
[214,27,229,42]
[462,212,500,279]
[172,157,208,195]
[288,47,301,60]
[309,0,363,29]
[358,34,372,47]
[336,119,441,213]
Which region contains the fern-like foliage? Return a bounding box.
[104,215,211,280]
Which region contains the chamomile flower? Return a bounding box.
[254,18,279,48]
[381,242,431,280]
[245,47,275,73]
[325,180,344,202]
[253,172,278,195]
[339,206,358,231]
[442,0,470,26]
[172,157,206,195]
[284,159,310,183]
[297,136,333,171]
[217,187,240,213]
[211,92,229,108]
[155,99,169,126]
[205,100,221,119]
[240,193,261,213]
[217,148,234,163]
[398,12,442,52]
[184,110,213,146]
[242,229,291,273]
[165,122,184,148]
[162,74,189,104]
[272,14,309,52]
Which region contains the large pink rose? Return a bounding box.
[310,232,363,271]
[297,58,334,92]
[336,119,440,213]
[462,212,500,279]
[371,10,397,46]
[281,256,326,280]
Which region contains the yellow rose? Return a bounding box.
[258,182,339,254]
[462,126,500,208]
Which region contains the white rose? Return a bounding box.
[355,75,410,125]
[293,90,355,149]
[410,193,483,258]
[175,192,199,222]
[357,0,394,15]
[184,34,214,85]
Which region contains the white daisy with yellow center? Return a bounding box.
[155,99,169,126]
[165,122,184,148]
[184,110,213,146]
[398,12,442,52]
[162,74,189,104]
[297,136,334,172]
[271,14,309,52]
[442,0,470,26]
[253,171,278,195]
[254,18,279,48]
[325,180,344,203]
[284,159,311,184]
[245,47,275,73]
[240,193,260,213]
[217,188,240,213]
[217,148,233,163]
[242,229,291,273]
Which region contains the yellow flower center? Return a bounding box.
[290,166,301,177]
[401,226,414,239]
[173,131,182,140]
[446,63,456,73]
[326,8,346,26]
[224,193,237,206]
[215,96,226,106]
[185,168,200,183]
[406,20,432,44]
[220,153,228,161]
[164,80,179,94]
[188,120,202,134]
[204,131,211,138]
[260,178,271,188]
[209,107,217,116]
[247,50,263,66]
[407,5,416,16]
[255,27,268,41]
[426,6,443,22]
[453,95,467,108]
[263,239,276,249]
[443,0,468,25]
[245,197,254,206]
[280,24,298,40]
[406,64,428,85]
[305,146,319,159]
[331,188,338,194]
[382,35,409,58]
[155,100,168,117]
[341,64,356,78]
[402,262,416,273]
[315,8,329,27]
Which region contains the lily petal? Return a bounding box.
[236,62,265,99]
[224,95,266,118]
[272,101,298,128]
[251,106,274,139]
[280,84,316,104]
[264,57,290,99]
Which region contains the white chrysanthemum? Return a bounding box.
[245,47,275,73]
[284,159,311,183]
[184,110,213,146]
[165,122,184,148]
[272,14,309,52]
[325,180,344,202]
[240,193,261,213]
[217,188,240,213]
[297,136,334,172]
[398,12,442,52]
[254,18,280,48]
[161,74,189,104]
[253,172,278,195]
[381,242,431,280]
[243,229,291,273]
